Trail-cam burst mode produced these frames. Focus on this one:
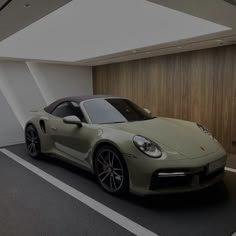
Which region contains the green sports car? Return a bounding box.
[25,95,227,195]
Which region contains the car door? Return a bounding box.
[48,101,100,169]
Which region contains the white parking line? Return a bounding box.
[225,167,236,173]
[0,148,158,236]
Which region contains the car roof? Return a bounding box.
[44,95,117,113]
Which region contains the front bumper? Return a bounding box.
[125,147,227,195]
[149,165,224,194]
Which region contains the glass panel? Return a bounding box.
[83,98,153,124]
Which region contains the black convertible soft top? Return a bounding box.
[44,95,113,114]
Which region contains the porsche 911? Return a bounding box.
[25,95,227,195]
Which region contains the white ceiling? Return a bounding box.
[0,0,230,64]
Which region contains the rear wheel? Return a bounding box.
[25,125,41,158]
[94,145,129,195]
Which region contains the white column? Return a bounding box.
[0,90,24,146]
[0,61,46,127]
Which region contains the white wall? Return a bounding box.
[0,90,24,147]
[27,62,93,105]
[0,61,46,127]
[0,61,92,147]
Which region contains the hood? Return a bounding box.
[105,118,220,158]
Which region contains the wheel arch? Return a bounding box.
[91,140,127,172]
[25,121,36,132]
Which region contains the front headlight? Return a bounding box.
[133,135,162,158]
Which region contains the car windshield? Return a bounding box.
[83,98,154,124]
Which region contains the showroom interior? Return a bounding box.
[0,0,236,235]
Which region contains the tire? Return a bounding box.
[25,124,41,158]
[94,145,129,195]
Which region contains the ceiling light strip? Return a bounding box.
[80,34,236,65]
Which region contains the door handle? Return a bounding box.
[51,127,57,131]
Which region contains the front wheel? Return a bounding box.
[94,145,129,195]
[25,125,41,158]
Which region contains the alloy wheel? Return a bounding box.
[25,126,40,157]
[96,149,124,193]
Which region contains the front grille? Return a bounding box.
[150,174,193,189]
[150,166,224,191]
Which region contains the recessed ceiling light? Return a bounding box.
[24,3,31,8]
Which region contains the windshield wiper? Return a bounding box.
[143,117,156,120]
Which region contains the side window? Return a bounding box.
[51,102,75,118]
[71,102,86,123]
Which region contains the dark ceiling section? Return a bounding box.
[0,0,72,42]
[224,0,236,7]
[0,0,13,12]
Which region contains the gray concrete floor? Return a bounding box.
[0,149,131,236]
[1,144,236,236]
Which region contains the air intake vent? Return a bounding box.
[224,0,236,7]
[0,0,13,12]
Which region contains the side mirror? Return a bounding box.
[144,108,152,115]
[63,116,82,127]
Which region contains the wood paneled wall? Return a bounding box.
[93,45,236,153]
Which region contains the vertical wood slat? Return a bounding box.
[93,45,236,153]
